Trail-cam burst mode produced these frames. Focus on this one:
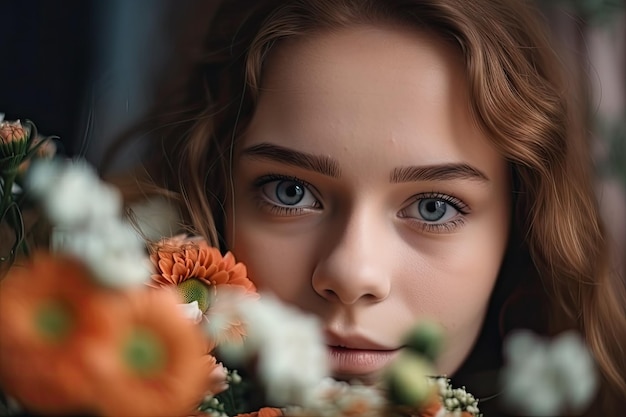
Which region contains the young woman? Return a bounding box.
[109,0,626,414]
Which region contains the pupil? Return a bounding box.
[419,199,446,221]
[286,185,300,197]
[276,181,305,205]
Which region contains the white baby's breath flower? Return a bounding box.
[29,159,151,288]
[55,218,150,287]
[502,330,598,416]
[234,293,330,407]
[429,377,480,416]
[28,160,121,227]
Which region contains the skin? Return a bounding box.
[227,24,511,382]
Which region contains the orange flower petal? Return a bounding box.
[0,253,123,415]
[90,288,213,417]
[418,396,444,417]
[235,407,283,417]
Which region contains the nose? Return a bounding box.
[311,206,392,305]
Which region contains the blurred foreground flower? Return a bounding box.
[285,378,385,417]
[0,253,121,414]
[385,322,479,417]
[231,293,329,407]
[148,235,257,349]
[89,289,224,417]
[501,329,598,415]
[0,253,220,417]
[27,159,151,287]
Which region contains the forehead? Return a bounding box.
[243,24,501,176]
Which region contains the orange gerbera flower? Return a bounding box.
[235,407,284,417]
[148,236,257,347]
[0,253,121,415]
[90,288,217,417]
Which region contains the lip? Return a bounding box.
[324,330,401,378]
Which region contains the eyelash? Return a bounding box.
[252,175,470,232]
[252,174,322,216]
[399,192,469,233]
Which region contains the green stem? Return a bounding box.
[0,169,16,217]
[0,168,27,262]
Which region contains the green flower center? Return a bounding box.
[35,301,74,343]
[176,278,211,313]
[123,328,166,377]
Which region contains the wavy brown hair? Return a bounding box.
[108,0,626,414]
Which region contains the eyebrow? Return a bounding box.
[240,143,341,178]
[390,163,489,183]
[240,143,488,183]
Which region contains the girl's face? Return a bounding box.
[228,25,511,382]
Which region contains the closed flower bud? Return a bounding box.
[402,321,444,362]
[385,350,437,408]
[0,119,30,160]
[0,120,27,144]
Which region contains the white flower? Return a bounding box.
[177,301,204,324]
[286,378,385,417]
[502,330,598,416]
[200,285,257,347]
[29,159,151,288]
[27,159,121,228]
[430,377,480,416]
[235,293,330,407]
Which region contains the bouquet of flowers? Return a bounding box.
[0,116,599,417]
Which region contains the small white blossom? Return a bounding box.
[431,377,480,416]
[178,301,204,324]
[56,219,150,287]
[29,159,151,288]
[235,293,329,407]
[202,285,258,346]
[28,160,121,228]
[295,378,385,417]
[502,330,598,416]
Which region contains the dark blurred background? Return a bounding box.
[0,0,94,156]
[0,0,218,167]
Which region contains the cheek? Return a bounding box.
[395,212,509,373]
[396,238,502,326]
[227,214,319,303]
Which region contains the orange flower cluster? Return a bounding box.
[0,253,223,417]
[148,235,257,349]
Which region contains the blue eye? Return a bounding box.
[275,181,305,205]
[260,179,319,208]
[418,198,450,221]
[400,194,466,226]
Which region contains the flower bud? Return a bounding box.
[0,120,26,142]
[385,350,437,408]
[0,119,29,159]
[403,321,444,362]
